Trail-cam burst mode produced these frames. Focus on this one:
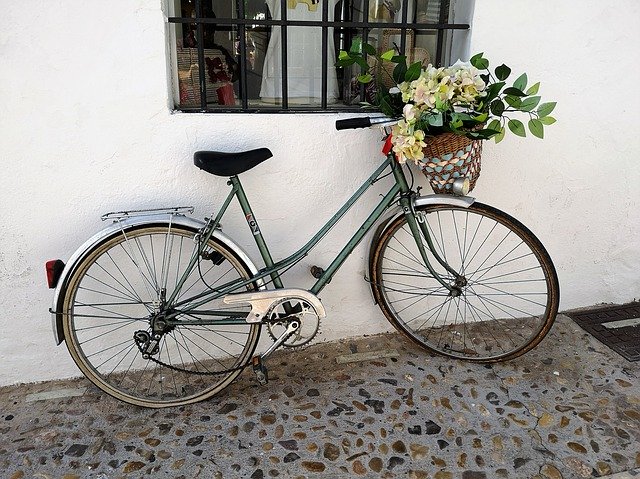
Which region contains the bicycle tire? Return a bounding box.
[371,202,559,362]
[61,223,260,407]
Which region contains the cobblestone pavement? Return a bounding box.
[1,315,639,479]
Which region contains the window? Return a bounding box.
[167,0,470,112]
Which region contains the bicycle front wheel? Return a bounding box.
[61,224,260,407]
[371,202,559,362]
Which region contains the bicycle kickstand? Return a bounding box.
[251,320,300,386]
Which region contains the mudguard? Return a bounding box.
[50,214,261,345]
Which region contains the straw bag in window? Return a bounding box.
[371,29,430,88]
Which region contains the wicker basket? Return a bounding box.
[419,133,483,194]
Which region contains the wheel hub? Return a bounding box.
[135,308,177,358]
[150,309,177,336]
[449,275,467,297]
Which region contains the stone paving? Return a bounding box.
[1,314,639,478]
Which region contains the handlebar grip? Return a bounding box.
[335,117,372,130]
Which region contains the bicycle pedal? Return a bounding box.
[252,356,268,385]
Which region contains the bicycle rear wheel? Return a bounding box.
[61,224,260,407]
[371,202,559,362]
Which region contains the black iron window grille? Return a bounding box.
[167,0,469,112]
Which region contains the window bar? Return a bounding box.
[399,0,409,54]
[236,0,249,109]
[169,16,469,31]
[320,0,329,109]
[168,16,469,33]
[336,0,351,103]
[360,0,370,102]
[435,0,451,66]
[195,0,207,110]
[337,0,350,52]
[280,0,288,110]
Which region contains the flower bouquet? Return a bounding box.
[338,44,557,193]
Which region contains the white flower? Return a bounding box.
[403,103,418,122]
[391,122,426,164]
[448,59,472,71]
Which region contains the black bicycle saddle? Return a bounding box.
[194,148,273,177]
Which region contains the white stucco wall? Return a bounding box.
[0,0,638,386]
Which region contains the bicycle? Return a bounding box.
[47,117,559,408]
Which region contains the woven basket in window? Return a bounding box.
[176,47,237,106]
[419,133,483,194]
[373,29,430,88]
[348,29,430,104]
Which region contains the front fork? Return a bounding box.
[390,156,463,296]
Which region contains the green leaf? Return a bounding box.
[484,81,506,102]
[504,95,522,108]
[380,49,395,61]
[470,52,489,70]
[513,73,528,91]
[490,99,505,116]
[404,61,423,82]
[508,119,526,137]
[350,37,362,53]
[336,58,356,67]
[519,96,541,112]
[495,64,511,81]
[540,116,556,125]
[503,87,526,97]
[363,43,377,56]
[526,82,540,95]
[393,62,407,84]
[473,112,488,123]
[427,112,444,127]
[358,73,373,83]
[528,119,544,139]
[456,113,474,122]
[450,116,464,129]
[353,56,369,71]
[494,126,506,143]
[378,94,396,117]
[471,128,502,140]
[487,119,501,133]
[338,50,350,60]
[537,102,557,117]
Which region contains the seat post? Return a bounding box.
[229,176,284,289]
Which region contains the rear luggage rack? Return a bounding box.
[101,206,194,222]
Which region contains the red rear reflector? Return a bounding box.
[382,134,394,156]
[46,260,65,288]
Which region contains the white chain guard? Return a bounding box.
[222,288,326,324]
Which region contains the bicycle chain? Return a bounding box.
[134,332,250,377]
[133,308,305,376]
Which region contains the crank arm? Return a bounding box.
[260,320,300,360]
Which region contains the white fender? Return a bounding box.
[50,213,262,345]
[413,194,475,209]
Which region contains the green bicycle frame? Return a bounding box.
[165,152,456,325]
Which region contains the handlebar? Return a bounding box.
[335,117,372,130]
[335,116,397,131]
